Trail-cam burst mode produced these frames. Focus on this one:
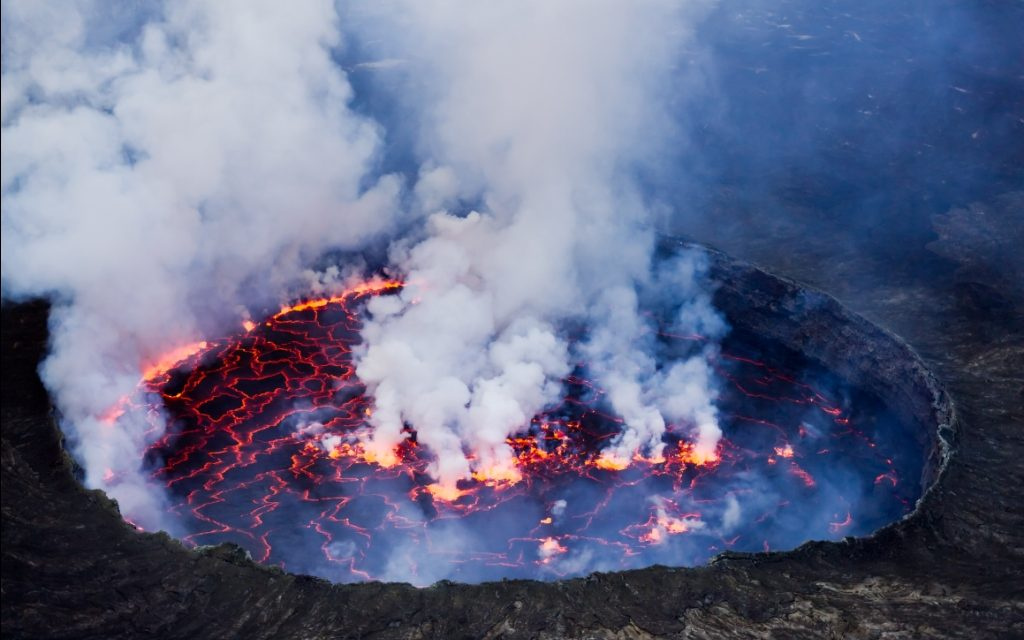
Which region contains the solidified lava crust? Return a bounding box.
[3,243,1020,640]
[130,250,932,585]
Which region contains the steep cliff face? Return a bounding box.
[3,229,1021,639]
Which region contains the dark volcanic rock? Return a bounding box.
[928,192,1024,321]
[4,222,1023,639]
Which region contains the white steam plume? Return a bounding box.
[1,0,399,528]
[1,0,726,532]
[351,1,724,489]
[582,253,728,464]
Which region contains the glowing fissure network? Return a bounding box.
[109,280,917,584]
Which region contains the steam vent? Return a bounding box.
[2,2,1022,639]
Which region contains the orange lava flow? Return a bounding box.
[100,278,919,583]
[101,279,405,424]
[272,279,403,319]
[141,341,210,383]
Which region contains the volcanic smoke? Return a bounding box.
[2,2,922,585]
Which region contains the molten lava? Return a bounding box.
[115,280,920,584]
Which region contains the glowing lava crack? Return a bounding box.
[108,281,921,584]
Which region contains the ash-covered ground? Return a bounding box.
[3,203,1022,637]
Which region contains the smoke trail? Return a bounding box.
[349,1,724,490]
[1,0,399,528]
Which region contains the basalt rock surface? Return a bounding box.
[3,217,1023,639]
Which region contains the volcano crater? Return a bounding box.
[130,244,951,585]
[1,242,965,638]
